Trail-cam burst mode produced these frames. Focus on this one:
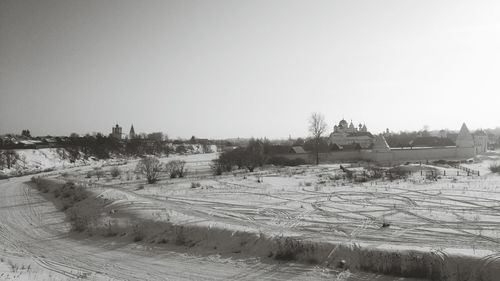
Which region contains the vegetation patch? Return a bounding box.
[489,163,500,173]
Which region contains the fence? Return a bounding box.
[454,164,480,176]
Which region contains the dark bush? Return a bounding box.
[267,157,306,167]
[110,167,121,178]
[490,163,500,174]
[387,166,410,181]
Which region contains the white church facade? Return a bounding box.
[329,119,374,149]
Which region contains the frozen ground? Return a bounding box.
[0,173,426,281]
[90,152,500,255]
[3,151,500,280]
[62,151,500,279]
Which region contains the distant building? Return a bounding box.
[329,119,373,148]
[129,124,136,139]
[111,124,122,139]
[473,130,488,154]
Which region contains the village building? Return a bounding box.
[329,119,374,149]
[110,124,122,139]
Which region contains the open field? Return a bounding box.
[77,153,500,254]
[0,153,429,281]
[32,151,497,280]
[1,174,403,281]
[3,151,500,280]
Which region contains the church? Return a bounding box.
[329,119,374,149]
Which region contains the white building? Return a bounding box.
[111,124,122,139]
[329,119,374,149]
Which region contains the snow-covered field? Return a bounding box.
[35,151,496,280]
[85,153,500,255]
[5,151,500,280]
[0,173,423,281]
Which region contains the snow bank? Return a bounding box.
[0,148,97,177]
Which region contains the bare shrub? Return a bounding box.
[94,168,104,180]
[175,226,187,246]
[68,210,93,232]
[210,159,224,176]
[367,167,384,179]
[275,237,306,261]
[489,163,500,174]
[387,166,410,181]
[110,167,121,178]
[165,160,186,178]
[132,224,144,242]
[136,156,163,184]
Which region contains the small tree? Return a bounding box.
[308,112,328,165]
[94,168,104,180]
[136,156,163,184]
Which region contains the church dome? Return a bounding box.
[339,119,348,127]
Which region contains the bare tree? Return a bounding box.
[308,112,328,165]
[0,150,19,169]
[94,168,104,180]
[136,156,163,184]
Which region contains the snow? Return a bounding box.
[29,152,496,280]
[0,175,419,281]
[0,148,99,177]
[4,151,500,280]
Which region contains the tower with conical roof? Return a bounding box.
[129,124,136,139]
[455,123,476,159]
[456,123,474,148]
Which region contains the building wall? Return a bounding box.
[275,146,475,165]
[275,151,363,163]
[370,147,471,164]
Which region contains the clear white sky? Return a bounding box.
[1,0,499,139]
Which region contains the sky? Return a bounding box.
[1,0,499,139]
